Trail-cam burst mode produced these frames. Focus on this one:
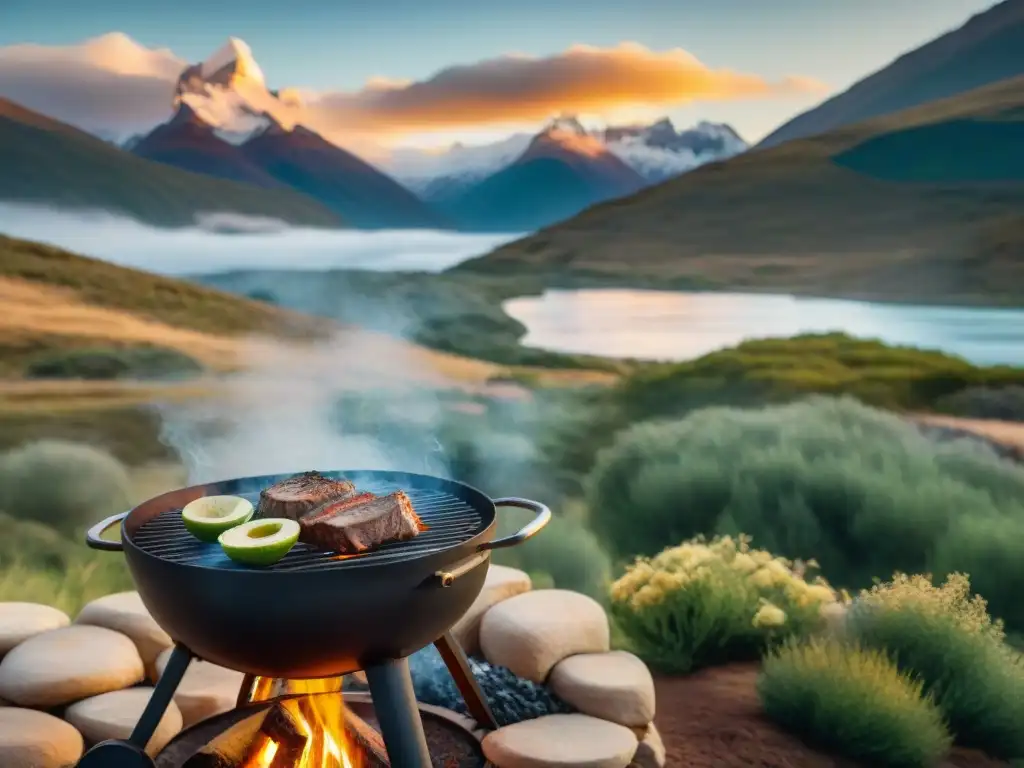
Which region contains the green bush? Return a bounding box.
[25,346,203,380]
[586,397,1024,630]
[615,333,1024,422]
[937,385,1024,421]
[758,636,952,768]
[846,573,1024,759]
[0,513,133,615]
[608,535,837,673]
[0,440,133,533]
[489,505,612,601]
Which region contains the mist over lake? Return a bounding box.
[0,204,518,275]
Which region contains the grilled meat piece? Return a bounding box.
[256,471,357,521]
[300,491,426,554]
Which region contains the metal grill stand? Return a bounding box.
[77,631,497,768]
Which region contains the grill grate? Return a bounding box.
[129,477,485,572]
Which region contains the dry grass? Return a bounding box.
[910,413,1024,452]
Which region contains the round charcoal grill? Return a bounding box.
[131,476,485,572]
[79,469,551,768]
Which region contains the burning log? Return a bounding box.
[246,704,308,768]
[182,695,393,768]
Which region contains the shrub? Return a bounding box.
[25,346,203,380]
[586,397,1024,630]
[846,573,1024,759]
[615,333,1024,422]
[0,440,133,533]
[489,505,612,602]
[608,534,837,673]
[0,513,133,615]
[758,636,952,768]
[937,385,1024,421]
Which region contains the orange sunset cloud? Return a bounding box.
[306,42,829,135]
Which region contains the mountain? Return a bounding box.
[759,0,1024,148]
[132,39,447,229]
[132,104,285,188]
[388,118,746,195]
[0,97,339,227]
[436,118,648,232]
[452,75,1024,305]
[603,119,748,183]
[240,124,448,229]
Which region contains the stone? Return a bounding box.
[0,625,144,707]
[76,592,173,680]
[480,589,610,683]
[0,603,70,656]
[549,651,655,727]
[0,707,84,768]
[64,688,183,757]
[155,647,245,728]
[629,724,666,768]
[451,565,532,655]
[483,713,638,768]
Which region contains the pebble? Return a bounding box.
[0,707,83,768]
[76,592,173,681]
[480,590,610,683]
[483,713,638,768]
[0,625,144,707]
[0,603,70,656]
[451,565,532,655]
[549,651,655,727]
[64,687,183,757]
[155,647,245,728]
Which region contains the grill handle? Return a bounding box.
[85,511,129,552]
[477,497,552,551]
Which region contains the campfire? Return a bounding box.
[240,679,387,768]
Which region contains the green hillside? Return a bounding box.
[0,99,340,228]
[453,76,1024,307]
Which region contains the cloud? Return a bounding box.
[0,33,183,137]
[308,42,828,136]
[0,34,827,142]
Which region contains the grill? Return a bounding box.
[77,469,551,768]
[131,483,484,572]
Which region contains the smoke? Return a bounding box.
[155,327,455,485]
[0,203,518,275]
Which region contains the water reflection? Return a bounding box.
[503,290,1024,365]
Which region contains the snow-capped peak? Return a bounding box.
[173,38,299,144]
[544,115,589,136]
[200,37,266,88]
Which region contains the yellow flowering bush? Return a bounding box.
[608,534,837,673]
[845,572,1024,759]
[758,637,952,768]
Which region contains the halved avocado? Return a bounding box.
[218,518,300,566]
[181,495,254,542]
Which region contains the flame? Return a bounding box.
[246,677,362,768]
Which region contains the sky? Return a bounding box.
[0,0,1001,149]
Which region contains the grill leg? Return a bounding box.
[364,657,432,768]
[434,631,499,731]
[130,644,192,751]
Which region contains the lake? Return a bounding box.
[503,289,1024,366]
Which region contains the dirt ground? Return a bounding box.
[653,664,1009,768]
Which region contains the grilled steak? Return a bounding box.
[300,491,426,554]
[256,471,357,521]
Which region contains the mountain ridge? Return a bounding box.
[0,97,340,228]
[759,0,1024,147]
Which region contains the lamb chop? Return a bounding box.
[256,471,357,521]
[300,491,427,554]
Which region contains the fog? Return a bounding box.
[0,203,519,276]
